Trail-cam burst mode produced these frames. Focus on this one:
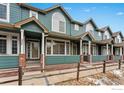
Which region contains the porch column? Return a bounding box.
[106,44,109,55]
[80,39,83,63]
[19,29,26,67]
[40,33,45,70]
[111,45,113,55]
[111,44,114,60]
[106,44,109,60]
[88,41,92,63]
[120,47,122,56]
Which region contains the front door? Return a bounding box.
[26,41,40,59]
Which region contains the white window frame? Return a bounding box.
[74,24,79,31]
[98,32,101,36]
[29,10,38,19]
[0,31,19,56]
[52,12,66,34]
[0,3,10,22]
[46,38,70,56]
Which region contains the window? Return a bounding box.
[66,42,70,55]
[0,3,9,22]
[53,41,65,54]
[98,32,101,36]
[73,43,77,55]
[0,35,6,54]
[74,24,79,31]
[29,10,38,19]
[46,40,52,54]
[105,35,107,39]
[52,12,66,33]
[12,36,17,54]
[59,21,65,32]
[46,39,70,55]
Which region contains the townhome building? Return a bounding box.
[0,3,123,69]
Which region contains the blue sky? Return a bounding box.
[29,3,124,34]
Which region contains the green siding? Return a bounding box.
[45,55,80,65]
[114,55,120,62]
[0,56,19,69]
[92,55,107,62]
[22,21,43,33]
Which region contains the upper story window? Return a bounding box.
[29,10,38,19]
[0,3,9,22]
[98,32,101,36]
[104,31,110,39]
[74,24,79,31]
[116,35,122,43]
[52,12,66,33]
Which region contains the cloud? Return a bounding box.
[64,7,72,11]
[116,12,124,16]
[81,7,96,13]
[83,9,91,12]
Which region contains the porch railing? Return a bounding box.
[114,55,121,61]
[45,55,80,65]
[92,55,107,63]
[0,56,19,69]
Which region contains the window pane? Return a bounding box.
[73,43,77,55]
[53,41,65,54]
[59,21,65,32]
[12,40,17,54]
[66,42,69,55]
[0,4,7,19]
[47,40,51,54]
[0,39,6,54]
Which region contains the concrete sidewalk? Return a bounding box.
[0,63,124,85]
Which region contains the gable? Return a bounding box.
[85,22,95,32]
[83,35,92,41]
[22,21,43,33]
[104,29,111,39]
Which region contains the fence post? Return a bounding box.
[118,59,121,69]
[77,62,80,81]
[103,60,106,73]
[18,66,22,85]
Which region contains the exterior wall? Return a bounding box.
[84,22,102,40]
[71,24,84,36]
[45,55,80,65]
[103,29,111,39]
[22,21,44,33]
[0,56,19,69]
[92,55,107,62]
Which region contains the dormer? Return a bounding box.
[84,19,97,35]
[99,26,112,40]
[112,32,123,43]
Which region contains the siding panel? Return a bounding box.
[0,56,19,69]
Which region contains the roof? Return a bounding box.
[74,32,95,41]
[112,31,123,38]
[17,3,46,14]
[114,42,124,47]
[93,38,113,45]
[14,16,48,33]
[83,18,98,28]
[99,26,113,35]
[48,32,78,40]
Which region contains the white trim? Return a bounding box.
[52,12,66,34]
[46,37,70,56]
[29,10,38,19]
[74,24,79,31]
[0,31,19,56]
[0,3,10,22]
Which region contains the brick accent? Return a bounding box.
[19,54,26,67]
[80,55,83,63]
[40,54,45,67]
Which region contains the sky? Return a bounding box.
[29,3,124,34]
